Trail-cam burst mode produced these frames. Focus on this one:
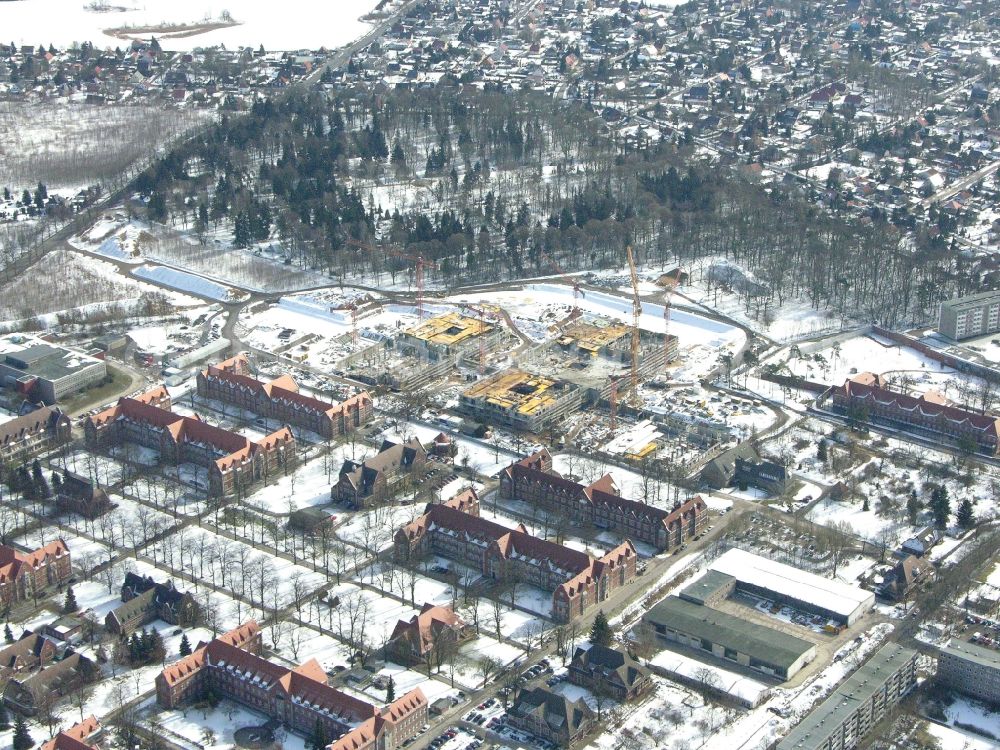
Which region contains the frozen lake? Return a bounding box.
[0,0,380,50]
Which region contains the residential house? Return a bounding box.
[387,604,471,665]
[394,491,637,623]
[41,715,103,750]
[3,650,97,715]
[197,354,372,439]
[500,449,706,551]
[333,438,427,508]
[508,687,595,747]
[85,387,295,497]
[156,622,427,750]
[0,540,72,608]
[105,573,200,635]
[878,555,933,601]
[824,373,1000,455]
[0,632,58,688]
[54,471,113,518]
[0,404,71,468]
[567,645,651,702]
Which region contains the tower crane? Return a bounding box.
[626,246,642,402]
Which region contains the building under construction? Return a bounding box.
[519,315,677,401]
[396,312,504,362]
[458,369,583,433]
[339,311,510,392]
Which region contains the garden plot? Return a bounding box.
[584,674,712,750]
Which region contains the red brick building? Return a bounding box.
[387,603,472,665]
[500,450,707,551]
[85,387,295,497]
[41,715,102,750]
[394,490,637,623]
[826,372,1000,455]
[156,621,427,749]
[0,540,72,607]
[197,354,373,440]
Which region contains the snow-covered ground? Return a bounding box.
[134,265,249,302]
[0,0,381,51]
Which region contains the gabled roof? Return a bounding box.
[41,716,102,750]
[390,603,466,655]
[0,404,67,447]
[834,373,1000,438]
[0,539,70,585]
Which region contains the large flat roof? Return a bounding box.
[710,549,874,620]
[940,638,1000,670]
[645,596,815,672]
[776,643,916,750]
[679,570,735,606]
[941,290,1000,311]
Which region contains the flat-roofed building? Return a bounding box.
[709,548,874,626]
[0,335,107,404]
[937,638,1000,706]
[643,596,817,680]
[459,369,582,432]
[397,312,502,361]
[938,290,1000,340]
[776,643,918,750]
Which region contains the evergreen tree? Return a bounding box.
[386,675,395,703]
[816,439,827,462]
[906,490,920,525]
[3,623,12,643]
[12,714,33,750]
[63,585,78,614]
[862,497,870,512]
[930,485,950,529]
[957,497,975,530]
[590,610,612,648]
[308,718,329,750]
[179,633,192,657]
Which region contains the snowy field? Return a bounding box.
[785,333,965,388]
[133,264,250,302]
[0,0,381,50]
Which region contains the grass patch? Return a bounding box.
[61,362,133,414]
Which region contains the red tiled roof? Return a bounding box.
[0,539,69,584]
[835,373,1000,437]
[41,716,101,750]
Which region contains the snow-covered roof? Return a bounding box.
[709,548,874,620]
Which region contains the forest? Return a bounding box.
[130,85,963,327]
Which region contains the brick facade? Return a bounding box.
[85,387,295,497]
[156,622,427,750]
[394,490,637,623]
[197,354,373,440]
[500,450,707,551]
[0,540,72,608]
